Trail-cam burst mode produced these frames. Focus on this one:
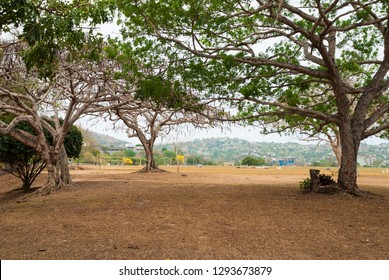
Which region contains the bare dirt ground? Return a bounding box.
[0,165,388,260]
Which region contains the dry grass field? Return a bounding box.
[0,165,388,260]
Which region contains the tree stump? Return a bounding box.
[310,169,320,193]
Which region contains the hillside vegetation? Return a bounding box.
[81,130,389,166]
[155,138,389,166]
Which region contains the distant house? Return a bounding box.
[134,145,144,152]
[125,143,135,149]
[278,157,297,166]
[223,162,235,166]
[106,147,126,155]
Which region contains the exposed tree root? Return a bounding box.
[135,166,168,173]
[301,183,373,198]
[345,188,363,197]
[344,188,381,198]
[35,181,75,196]
[16,180,76,202]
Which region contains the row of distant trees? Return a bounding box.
[78,142,219,166]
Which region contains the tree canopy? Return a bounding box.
[116,0,389,194]
[0,0,114,77]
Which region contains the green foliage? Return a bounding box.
[124,149,136,157]
[299,178,311,192]
[241,156,266,166]
[82,152,97,164]
[1,0,114,77]
[0,115,83,190]
[0,118,38,167]
[135,76,200,110]
[0,0,37,31]
[63,125,83,159]
[115,1,389,188]
[162,149,176,159]
[311,159,338,167]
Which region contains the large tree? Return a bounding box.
[101,37,224,173]
[0,40,118,194]
[109,75,221,172]
[118,0,389,194]
[0,0,116,194]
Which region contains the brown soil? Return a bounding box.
[0,165,388,260]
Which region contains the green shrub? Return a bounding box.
[299,178,311,191]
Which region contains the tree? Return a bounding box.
[119,0,389,194]
[108,75,222,173]
[0,1,117,194]
[82,152,97,164]
[241,156,266,166]
[124,149,136,157]
[175,154,185,173]
[0,40,117,194]
[97,32,226,173]
[0,115,82,192]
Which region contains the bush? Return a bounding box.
[299,178,311,191]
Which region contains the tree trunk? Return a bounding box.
[143,148,158,171]
[327,130,342,166]
[309,169,320,193]
[36,147,74,195]
[59,145,72,185]
[337,123,360,195]
[136,137,166,173]
[331,143,342,166]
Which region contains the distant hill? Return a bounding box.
[80,129,389,166]
[81,129,130,148]
[156,137,389,166]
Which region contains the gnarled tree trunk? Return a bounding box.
[59,145,72,185]
[337,119,360,195]
[36,145,74,195]
[136,134,166,173]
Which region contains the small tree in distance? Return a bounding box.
[176,154,185,173]
[241,156,266,167]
